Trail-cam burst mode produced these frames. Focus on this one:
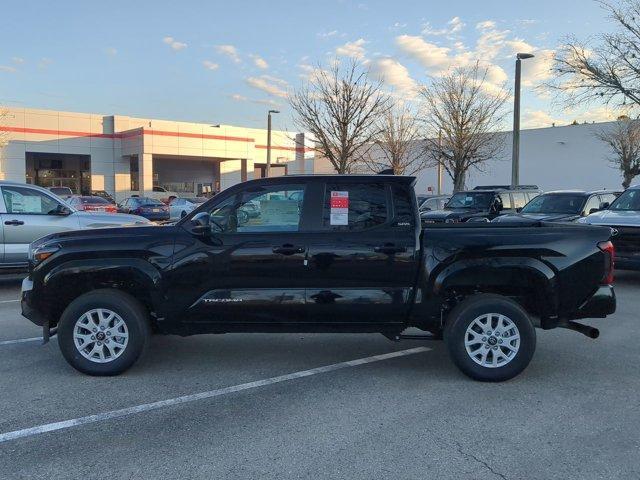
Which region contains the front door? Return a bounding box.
[0,184,78,264]
[305,180,419,325]
[166,181,312,327]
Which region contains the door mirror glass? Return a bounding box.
[600,202,610,210]
[51,204,71,216]
[589,207,600,215]
[190,211,211,234]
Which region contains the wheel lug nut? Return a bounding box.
[106,331,111,335]
[482,337,487,342]
[100,326,105,331]
[492,346,498,350]
[487,331,492,335]
[92,328,97,333]
[91,335,95,340]
[498,339,503,344]
[503,332,508,337]
[97,341,102,346]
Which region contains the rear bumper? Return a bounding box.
[20,277,47,326]
[570,285,616,320]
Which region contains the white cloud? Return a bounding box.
[230,93,280,106]
[521,49,555,86]
[317,30,339,38]
[163,36,187,51]
[202,60,219,71]
[505,39,535,56]
[0,65,17,73]
[250,54,269,69]
[422,16,465,36]
[368,57,418,99]
[216,44,241,63]
[336,38,367,59]
[392,22,407,28]
[476,20,497,31]
[395,35,451,70]
[104,47,117,56]
[12,57,24,64]
[246,75,288,98]
[522,109,561,129]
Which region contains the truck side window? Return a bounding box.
[391,185,415,227]
[210,184,305,233]
[512,192,527,209]
[498,194,512,209]
[322,183,388,231]
[2,186,62,215]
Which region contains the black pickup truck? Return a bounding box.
[21,175,616,381]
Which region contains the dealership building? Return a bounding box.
[0,106,317,200]
[0,106,629,199]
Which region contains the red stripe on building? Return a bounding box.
[0,126,114,138]
[255,145,312,152]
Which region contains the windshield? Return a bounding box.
[609,189,640,211]
[521,194,585,214]
[446,192,494,209]
[79,196,109,204]
[137,197,164,205]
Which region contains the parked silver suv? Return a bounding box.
[0,181,150,268]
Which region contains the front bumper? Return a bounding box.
[570,285,616,320]
[20,277,47,326]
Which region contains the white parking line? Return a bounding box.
[0,299,19,304]
[0,337,40,346]
[0,346,429,443]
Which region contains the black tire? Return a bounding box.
[57,289,150,376]
[444,294,536,382]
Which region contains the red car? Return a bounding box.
[67,195,117,213]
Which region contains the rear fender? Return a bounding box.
[434,257,559,319]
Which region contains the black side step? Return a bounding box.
[382,332,442,342]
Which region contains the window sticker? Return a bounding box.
[330,191,349,225]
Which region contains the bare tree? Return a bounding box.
[289,59,390,174]
[363,105,427,175]
[419,63,509,191]
[550,0,640,108]
[596,118,640,187]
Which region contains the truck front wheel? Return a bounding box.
[444,294,536,382]
[57,289,150,376]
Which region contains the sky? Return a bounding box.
[0,0,624,131]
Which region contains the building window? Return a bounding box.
[130,156,139,191]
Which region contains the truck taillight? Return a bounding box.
[598,240,615,285]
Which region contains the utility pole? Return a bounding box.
[266,109,279,177]
[437,130,443,195]
[511,53,534,188]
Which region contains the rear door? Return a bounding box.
[304,179,420,324]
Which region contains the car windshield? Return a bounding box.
[609,189,640,211]
[79,196,109,204]
[137,197,163,205]
[446,192,494,209]
[521,194,586,214]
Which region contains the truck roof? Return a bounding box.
[242,174,417,186]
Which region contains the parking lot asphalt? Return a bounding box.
[1,274,639,479]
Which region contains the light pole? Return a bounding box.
[266,109,280,177]
[511,52,534,188]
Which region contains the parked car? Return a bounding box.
[47,186,74,198]
[0,181,149,268]
[148,186,180,204]
[493,190,620,223]
[579,185,640,270]
[22,175,615,381]
[67,195,117,213]
[168,197,208,220]
[417,194,450,212]
[90,190,116,204]
[421,186,541,223]
[118,196,170,222]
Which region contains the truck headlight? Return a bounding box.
[29,244,60,265]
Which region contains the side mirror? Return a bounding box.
[51,204,71,216]
[515,207,523,213]
[589,208,600,215]
[493,202,503,213]
[190,212,211,234]
[600,202,610,210]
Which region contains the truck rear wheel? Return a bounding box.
[444,294,536,382]
[57,289,150,376]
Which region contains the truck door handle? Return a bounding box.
[4,220,24,226]
[374,244,406,255]
[273,244,306,255]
